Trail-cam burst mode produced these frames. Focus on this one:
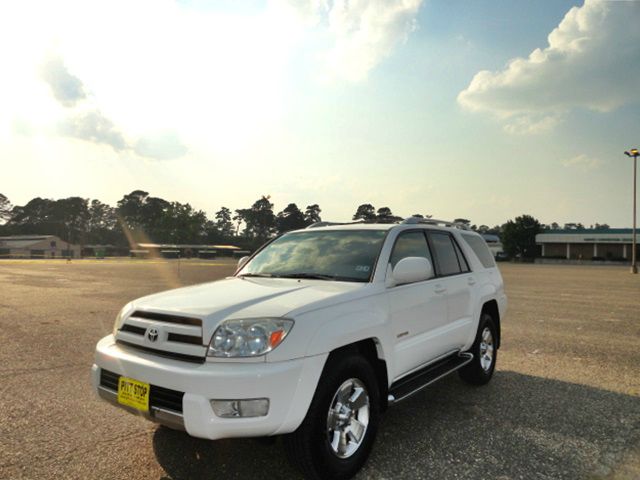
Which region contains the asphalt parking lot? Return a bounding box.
[0,259,638,479]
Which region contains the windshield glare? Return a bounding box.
[240,230,387,282]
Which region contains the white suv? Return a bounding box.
[92,218,507,479]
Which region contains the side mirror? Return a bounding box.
[237,256,250,270]
[389,257,433,286]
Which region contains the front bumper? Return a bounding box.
[92,335,327,440]
[95,377,186,430]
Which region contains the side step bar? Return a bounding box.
[387,352,473,405]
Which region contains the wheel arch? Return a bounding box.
[327,338,391,411]
[481,299,501,349]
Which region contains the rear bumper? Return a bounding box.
[92,335,327,440]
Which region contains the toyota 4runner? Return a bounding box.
[92,217,507,479]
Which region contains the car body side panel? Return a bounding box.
[451,229,506,350]
[438,272,475,349]
[386,278,449,377]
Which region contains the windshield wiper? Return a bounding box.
[240,272,367,282]
[276,273,366,282]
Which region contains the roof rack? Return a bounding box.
[401,217,471,230]
[306,220,366,229]
[306,217,471,230]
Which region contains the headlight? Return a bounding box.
[208,318,294,358]
[112,303,133,336]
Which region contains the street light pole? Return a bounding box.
[624,148,638,274]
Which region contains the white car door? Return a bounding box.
[386,230,449,379]
[427,231,475,350]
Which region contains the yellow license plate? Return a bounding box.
[117,376,150,412]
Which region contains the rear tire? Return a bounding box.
[459,313,497,385]
[283,353,380,480]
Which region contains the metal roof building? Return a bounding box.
[481,234,504,257]
[0,235,81,259]
[133,243,245,258]
[536,229,636,261]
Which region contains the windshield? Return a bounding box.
[239,230,387,282]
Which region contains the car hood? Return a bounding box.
[129,276,367,334]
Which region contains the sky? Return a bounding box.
[1,0,639,228]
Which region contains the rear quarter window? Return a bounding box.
[461,233,496,268]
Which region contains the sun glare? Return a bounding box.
[0,1,297,155]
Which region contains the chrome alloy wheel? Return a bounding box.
[326,378,370,459]
[479,326,495,372]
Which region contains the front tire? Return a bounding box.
[283,353,380,480]
[459,313,498,385]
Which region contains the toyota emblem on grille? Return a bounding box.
[147,327,159,342]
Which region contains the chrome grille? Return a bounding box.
[120,324,145,335]
[129,310,201,326]
[115,310,207,361]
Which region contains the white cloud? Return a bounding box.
[276,0,423,83]
[562,153,601,171]
[502,114,561,135]
[458,0,640,133]
[0,0,423,169]
[39,51,187,160]
[40,54,87,107]
[0,0,296,157]
[58,110,127,151]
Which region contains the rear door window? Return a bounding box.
[428,232,463,276]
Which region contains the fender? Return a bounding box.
[462,279,498,350]
[269,295,394,435]
[268,291,395,386]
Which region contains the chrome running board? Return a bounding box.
[387,352,473,405]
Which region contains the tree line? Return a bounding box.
[0,192,610,257]
[0,191,397,250]
[0,191,314,250]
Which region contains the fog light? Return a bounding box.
[210,398,269,418]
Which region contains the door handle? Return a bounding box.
[468,277,476,285]
[434,284,447,294]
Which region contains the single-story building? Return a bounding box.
[481,234,504,258]
[133,243,244,258]
[82,245,129,258]
[536,229,637,261]
[0,235,81,259]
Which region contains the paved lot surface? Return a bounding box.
[0,260,638,479]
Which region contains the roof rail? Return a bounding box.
[401,216,471,230]
[306,220,367,229]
